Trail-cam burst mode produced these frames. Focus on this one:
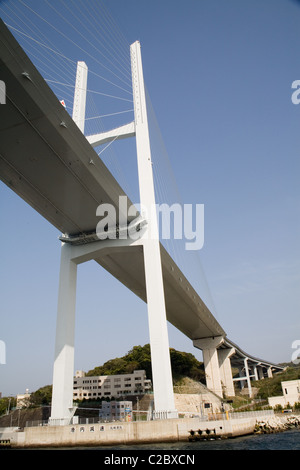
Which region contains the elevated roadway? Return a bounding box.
[0,21,283,405]
[0,19,224,342]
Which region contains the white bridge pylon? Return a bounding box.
[50,41,178,424]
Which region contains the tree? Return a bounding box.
[0,396,16,416]
[29,385,52,407]
[86,344,204,384]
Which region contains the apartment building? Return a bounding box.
[73,369,152,400]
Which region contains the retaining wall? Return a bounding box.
[1,413,268,448]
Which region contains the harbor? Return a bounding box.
[1,410,299,449]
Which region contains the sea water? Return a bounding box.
[92,428,300,451]
[13,428,300,453]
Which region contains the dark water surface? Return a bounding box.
[11,428,300,456]
[38,428,298,452]
[85,428,300,451]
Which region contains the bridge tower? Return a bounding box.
[130,41,177,419]
[49,42,177,424]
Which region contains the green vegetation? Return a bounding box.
[0,344,205,414]
[0,396,16,416]
[29,385,52,407]
[86,344,205,385]
[0,386,52,416]
[253,366,300,400]
[87,344,152,378]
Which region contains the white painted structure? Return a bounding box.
[72,61,88,133]
[50,43,178,423]
[0,22,284,425]
[268,379,300,408]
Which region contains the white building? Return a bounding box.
[16,389,31,408]
[99,400,132,421]
[73,370,152,400]
[268,379,300,408]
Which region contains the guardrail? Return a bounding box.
[227,409,274,420]
[25,409,275,428]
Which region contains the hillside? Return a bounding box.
[86,344,206,385]
[253,365,300,399]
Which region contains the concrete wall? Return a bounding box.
[268,396,286,408]
[3,414,264,448]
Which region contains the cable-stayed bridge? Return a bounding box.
[0,7,283,423]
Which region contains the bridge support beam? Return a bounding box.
[50,232,178,423]
[50,40,178,424]
[49,243,77,425]
[72,61,88,133]
[244,358,252,398]
[258,366,265,380]
[218,348,235,397]
[50,237,146,424]
[130,41,177,419]
[194,337,224,397]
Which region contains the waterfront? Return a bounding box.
[31,428,298,451]
[3,411,299,450]
[81,428,300,451]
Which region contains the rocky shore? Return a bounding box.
[255,414,300,434]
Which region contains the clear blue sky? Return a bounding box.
[0,0,299,397]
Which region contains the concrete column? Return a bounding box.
[244,358,252,398]
[194,337,224,397]
[238,367,246,389]
[253,365,259,381]
[50,243,77,424]
[72,61,88,133]
[267,367,273,378]
[218,348,235,397]
[131,41,177,418]
[258,366,264,380]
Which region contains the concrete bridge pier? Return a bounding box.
[218,347,236,397]
[193,337,235,399]
[194,337,223,397]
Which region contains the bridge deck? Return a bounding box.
[0,21,284,373]
[0,19,225,342]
